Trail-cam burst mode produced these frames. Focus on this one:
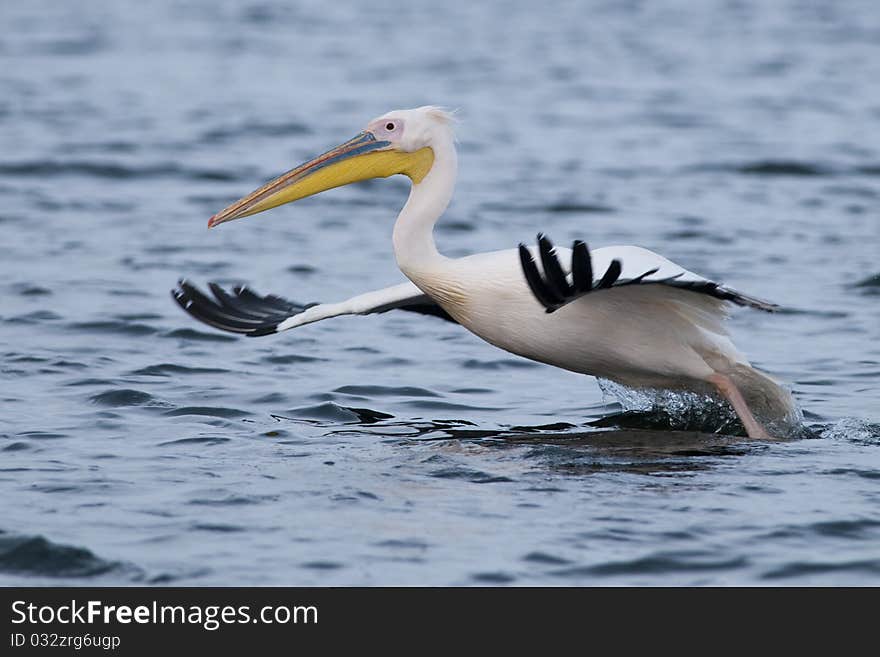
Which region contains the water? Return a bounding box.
[1,0,879,585]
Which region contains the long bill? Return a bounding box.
[208,131,434,228]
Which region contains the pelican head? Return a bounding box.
[208,106,454,228]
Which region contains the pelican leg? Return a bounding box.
[707,373,771,439]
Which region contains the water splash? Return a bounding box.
[820,418,880,444]
[596,378,743,433]
[596,378,810,437]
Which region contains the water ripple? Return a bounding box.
[552,552,749,578]
[90,389,156,407]
[132,363,230,377]
[0,532,126,578]
[762,559,880,580]
[0,160,248,182]
[164,406,251,419]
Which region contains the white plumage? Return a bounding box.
[174,106,797,438]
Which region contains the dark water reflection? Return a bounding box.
[1,0,879,585]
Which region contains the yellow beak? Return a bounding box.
[208,131,434,228]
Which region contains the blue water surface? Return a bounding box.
[1,0,879,585]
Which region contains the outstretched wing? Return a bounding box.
[519,234,778,314]
[172,280,455,337]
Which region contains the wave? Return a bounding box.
[0,531,126,578]
[688,160,880,178]
[0,160,246,182]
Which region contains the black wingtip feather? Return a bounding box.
[706,285,780,312]
[521,236,629,312]
[171,281,301,336]
[519,243,562,312]
[520,234,775,313]
[571,241,592,293]
[596,259,622,289]
[537,235,571,302]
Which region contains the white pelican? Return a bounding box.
[173,106,797,439]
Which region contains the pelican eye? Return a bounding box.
[385,122,395,131]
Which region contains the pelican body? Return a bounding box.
[174,106,797,438]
